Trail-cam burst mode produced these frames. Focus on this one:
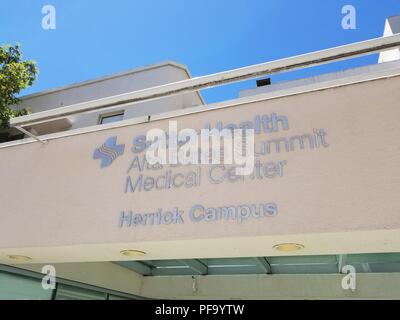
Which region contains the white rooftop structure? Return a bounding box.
[241,16,400,98]
[16,61,204,135]
[379,15,400,63]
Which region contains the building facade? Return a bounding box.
[1,17,400,300]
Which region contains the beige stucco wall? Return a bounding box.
[1,75,400,264]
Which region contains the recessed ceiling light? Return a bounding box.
[120,250,146,257]
[273,243,304,252]
[7,255,32,262]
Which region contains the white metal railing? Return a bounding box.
[10,33,400,130]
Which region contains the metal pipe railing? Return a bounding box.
[10,33,400,128]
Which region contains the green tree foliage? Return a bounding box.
[0,44,38,129]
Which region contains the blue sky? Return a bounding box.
[1,0,400,103]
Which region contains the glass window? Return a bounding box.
[108,294,131,300]
[55,284,107,300]
[0,272,53,300]
[99,112,124,125]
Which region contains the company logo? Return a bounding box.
[93,136,125,168]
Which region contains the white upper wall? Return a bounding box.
[239,59,400,98]
[379,15,400,63]
[16,62,204,131]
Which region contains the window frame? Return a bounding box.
[98,111,125,125]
